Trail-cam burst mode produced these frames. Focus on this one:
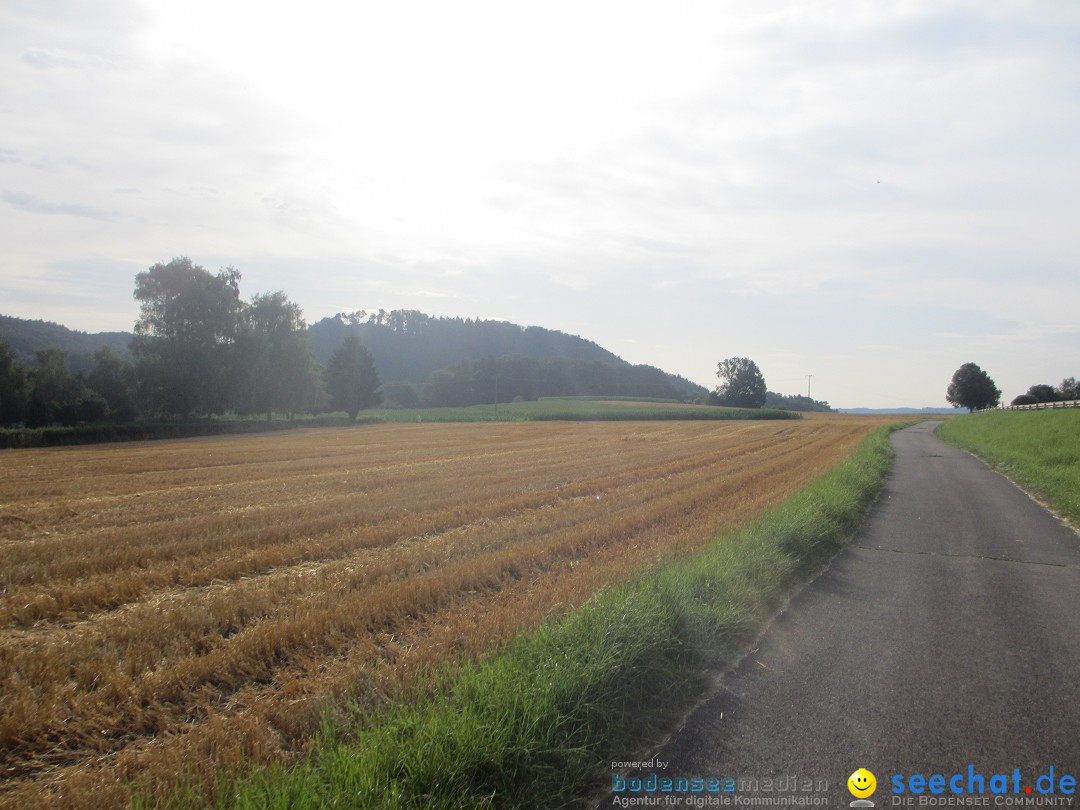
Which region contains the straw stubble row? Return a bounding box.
[0,416,887,807]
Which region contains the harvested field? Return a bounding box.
[0,415,892,807]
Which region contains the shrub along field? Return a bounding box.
[937,409,1080,526]
[0,415,894,808]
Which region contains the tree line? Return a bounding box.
[1009,378,1079,407]
[0,257,720,429]
[410,354,690,408]
[0,258,381,427]
[945,362,1077,411]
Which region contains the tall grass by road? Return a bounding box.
[937,410,1080,526]
[206,424,897,809]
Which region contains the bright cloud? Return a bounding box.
[1,0,1078,406]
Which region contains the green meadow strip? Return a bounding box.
[165,425,896,809]
[368,397,799,423]
[0,400,795,448]
[937,409,1080,526]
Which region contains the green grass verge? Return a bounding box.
[936,409,1080,526]
[367,397,800,423]
[157,424,896,809]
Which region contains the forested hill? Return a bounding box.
[0,315,131,373]
[0,310,710,401]
[307,311,620,383]
[308,311,708,400]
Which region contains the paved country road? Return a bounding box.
[599,422,1080,809]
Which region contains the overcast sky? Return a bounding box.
[2,1,1078,408]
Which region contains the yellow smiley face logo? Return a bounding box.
[848,768,877,798]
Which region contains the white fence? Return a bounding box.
[995,399,1080,412]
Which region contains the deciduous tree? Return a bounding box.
[132,257,242,417]
[27,348,83,426]
[711,357,767,409]
[236,291,318,420]
[326,335,382,420]
[380,380,420,409]
[946,362,1001,412]
[86,347,137,422]
[1025,384,1061,403]
[0,338,29,426]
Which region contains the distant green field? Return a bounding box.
[366,396,800,422]
[937,409,1080,526]
[0,399,797,449]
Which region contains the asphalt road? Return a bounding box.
[599,422,1080,809]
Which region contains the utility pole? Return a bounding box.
[807,374,814,399]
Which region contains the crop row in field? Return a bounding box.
[0,415,891,808]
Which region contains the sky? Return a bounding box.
[2,1,1078,408]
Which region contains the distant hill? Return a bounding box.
[307,310,709,401]
[0,315,131,373]
[0,310,710,401]
[307,311,620,381]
